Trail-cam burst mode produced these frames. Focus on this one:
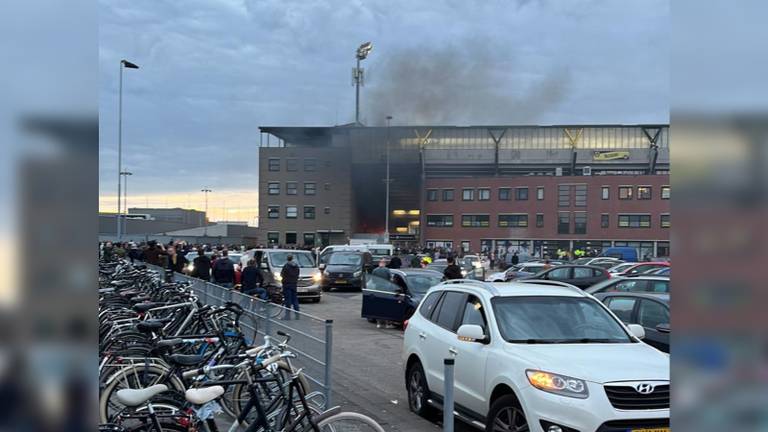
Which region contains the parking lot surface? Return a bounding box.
[302,290,474,431]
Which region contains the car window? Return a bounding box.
[406,274,443,296]
[547,267,571,279]
[434,291,466,332]
[460,295,488,332]
[592,268,605,277]
[366,272,397,293]
[606,297,637,322]
[392,275,408,292]
[419,292,442,320]
[638,299,669,329]
[573,267,593,278]
[612,280,648,292]
[650,280,669,293]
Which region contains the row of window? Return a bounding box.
[268,157,328,172]
[606,185,670,201]
[427,187,540,202]
[268,181,331,196]
[426,185,671,204]
[267,205,332,219]
[426,213,670,231]
[266,231,316,246]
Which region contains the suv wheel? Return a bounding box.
[486,394,528,432]
[406,362,433,417]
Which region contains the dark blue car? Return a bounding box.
[361,269,443,325]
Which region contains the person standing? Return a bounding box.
[280,254,301,318]
[165,246,187,273]
[387,255,402,269]
[443,256,463,280]
[511,251,519,266]
[371,259,394,328]
[102,242,114,262]
[241,259,266,299]
[213,250,235,288]
[192,249,212,281]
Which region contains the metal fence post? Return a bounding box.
[443,358,455,432]
[264,302,272,338]
[324,319,333,408]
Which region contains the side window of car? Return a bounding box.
[392,275,408,293]
[650,280,669,293]
[460,295,488,333]
[547,267,571,279]
[419,292,442,320]
[434,291,466,332]
[614,280,647,292]
[638,299,669,329]
[605,297,636,322]
[573,267,593,278]
[592,268,605,277]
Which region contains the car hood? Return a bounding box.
[325,264,359,273]
[486,271,507,281]
[504,342,669,383]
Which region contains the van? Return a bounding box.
[319,244,393,264]
[241,248,323,302]
[599,246,638,262]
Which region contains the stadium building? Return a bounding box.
[258,124,670,258]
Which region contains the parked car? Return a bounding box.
[606,261,639,275]
[594,292,670,352]
[571,257,624,269]
[241,248,323,302]
[599,246,638,262]
[586,276,670,295]
[461,255,483,270]
[403,280,669,431]
[612,262,670,277]
[484,261,563,282]
[362,269,443,325]
[645,267,670,276]
[518,265,611,289]
[320,251,371,291]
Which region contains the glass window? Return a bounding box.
[478,188,491,201]
[661,186,670,199]
[462,188,474,201]
[547,267,571,279]
[498,214,528,227]
[285,232,297,244]
[618,214,651,228]
[304,182,316,195]
[558,212,570,234]
[426,215,453,227]
[657,242,670,257]
[638,186,652,200]
[419,292,442,320]
[303,233,316,246]
[286,158,298,171]
[574,213,587,234]
[601,186,610,200]
[268,251,316,267]
[267,206,279,219]
[638,300,669,329]
[498,187,511,200]
[462,214,490,227]
[268,158,280,171]
[606,297,637,322]
[660,214,670,228]
[650,280,670,293]
[286,182,297,195]
[324,207,330,215]
[267,232,279,245]
[427,189,438,201]
[515,187,529,200]
[461,295,488,332]
[442,189,454,201]
[612,280,648,292]
[434,291,465,332]
[619,186,633,200]
[558,185,570,207]
[285,206,298,219]
[536,214,544,228]
[573,267,593,278]
[303,158,317,172]
[303,206,315,219]
[268,182,280,195]
[601,214,609,228]
[537,187,544,200]
[574,185,587,207]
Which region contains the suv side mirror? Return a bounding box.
[457,324,486,343]
[627,324,646,340]
[655,323,670,333]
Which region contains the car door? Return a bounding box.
[603,296,639,324]
[361,273,406,321]
[421,291,467,395]
[451,294,491,416]
[637,298,670,352]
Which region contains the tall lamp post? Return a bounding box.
[384,115,392,242]
[120,171,133,238]
[353,42,373,125]
[116,59,139,241]
[201,188,212,237]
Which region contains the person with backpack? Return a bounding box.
[280,254,301,318]
[212,250,235,288]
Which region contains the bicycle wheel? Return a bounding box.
[99,364,185,423]
[229,362,312,426]
[316,412,386,432]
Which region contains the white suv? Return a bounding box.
[403,279,669,432]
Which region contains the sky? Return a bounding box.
[98,0,669,224]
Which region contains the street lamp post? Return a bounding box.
[116,59,139,241]
[201,188,212,237]
[120,171,133,238]
[353,42,373,125]
[384,115,392,242]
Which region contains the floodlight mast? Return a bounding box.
[353,42,373,125]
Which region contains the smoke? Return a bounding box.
[363,40,570,126]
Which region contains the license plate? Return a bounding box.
[336,279,347,284]
[632,428,669,432]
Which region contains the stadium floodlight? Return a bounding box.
[356,42,373,60]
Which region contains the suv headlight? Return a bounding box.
[353,270,362,278]
[273,272,282,282]
[526,370,589,399]
[312,272,322,282]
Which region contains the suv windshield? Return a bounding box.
[492,296,632,344]
[269,252,315,268]
[328,253,361,266]
[405,274,444,295]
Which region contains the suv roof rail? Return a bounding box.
[515,279,586,296]
[439,279,501,296]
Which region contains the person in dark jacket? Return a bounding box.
[443,256,464,280]
[143,241,161,266]
[192,249,212,281]
[387,255,402,269]
[511,251,519,266]
[213,250,235,288]
[241,259,266,299]
[280,254,301,317]
[165,246,187,273]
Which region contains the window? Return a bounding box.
[460,241,471,253]
[547,267,571,279]
[285,206,298,219]
[462,188,474,201]
[461,214,490,227]
[303,206,315,219]
[558,185,570,207]
[536,213,544,228]
[478,188,491,201]
[638,186,652,200]
[638,300,669,329]
[515,187,529,201]
[657,241,670,257]
[324,207,330,215]
[558,212,570,234]
[598,214,609,229]
[304,182,316,195]
[574,185,587,207]
[442,189,454,201]
[286,182,297,195]
[267,232,279,245]
[303,233,316,246]
[619,186,633,200]
[650,280,670,293]
[268,158,280,171]
[573,267,593,278]
[537,187,544,200]
[427,189,439,201]
[618,214,651,228]
[498,188,511,200]
[461,295,488,334]
[268,182,280,195]
[601,186,610,200]
[267,205,279,219]
[660,214,670,228]
[606,297,637,322]
[426,215,453,227]
[574,212,587,234]
[285,232,297,244]
[286,158,298,171]
[419,292,442,319]
[498,214,528,227]
[661,186,670,199]
[434,291,465,332]
[324,183,331,191]
[303,158,317,172]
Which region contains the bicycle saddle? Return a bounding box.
[133,302,162,313]
[168,354,205,367]
[115,384,168,407]
[185,386,225,405]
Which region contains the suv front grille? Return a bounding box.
[604,384,669,410]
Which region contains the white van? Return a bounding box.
[241,248,323,302]
[319,244,393,264]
